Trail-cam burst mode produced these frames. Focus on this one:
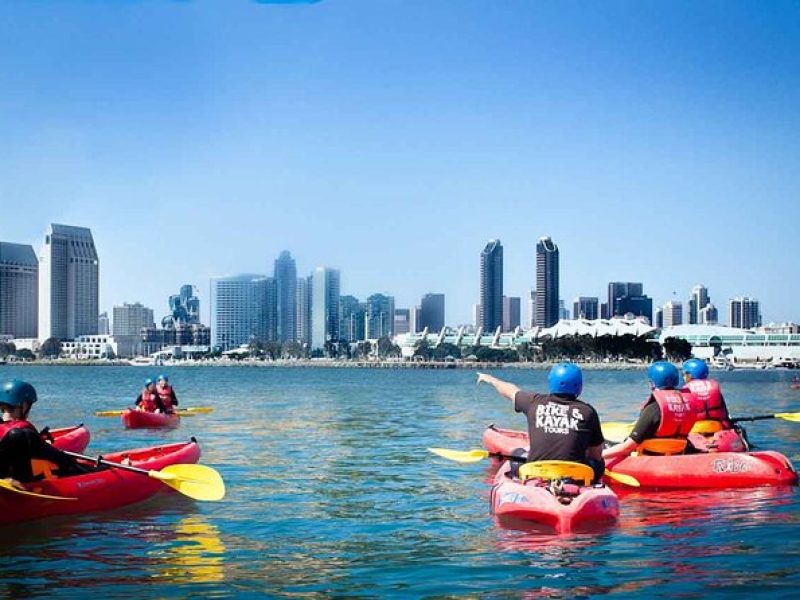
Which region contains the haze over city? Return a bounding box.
[1,1,799,325]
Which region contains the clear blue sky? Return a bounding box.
[1,1,798,326]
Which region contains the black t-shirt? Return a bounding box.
[514,391,604,463]
[629,397,660,443]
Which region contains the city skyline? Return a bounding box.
[1,3,799,326]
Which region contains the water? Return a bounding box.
[0,365,798,598]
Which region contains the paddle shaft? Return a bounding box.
[62,450,155,477]
[732,414,782,423]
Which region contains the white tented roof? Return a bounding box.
[538,318,655,339]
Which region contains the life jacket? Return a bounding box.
[649,389,700,438]
[139,389,159,412]
[0,420,59,481]
[0,420,36,439]
[683,379,731,428]
[156,385,175,411]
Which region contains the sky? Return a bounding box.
[1,0,798,327]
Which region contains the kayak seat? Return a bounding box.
[690,420,724,436]
[637,438,688,456]
[30,459,59,480]
[519,460,594,486]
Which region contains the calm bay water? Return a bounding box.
[0,365,798,598]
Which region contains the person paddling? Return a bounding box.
[477,363,605,483]
[603,362,702,465]
[155,374,178,414]
[134,378,167,413]
[0,379,91,486]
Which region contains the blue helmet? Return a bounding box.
[144,378,154,387]
[2,379,38,408]
[548,363,583,397]
[158,374,168,383]
[648,361,680,390]
[682,358,709,380]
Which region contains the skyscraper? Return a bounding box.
[729,297,761,329]
[527,290,536,328]
[97,312,110,335]
[0,242,38,338]
[573,297,599,320]
[274,251,297,342]
[502,296,521,331]
[339,295,365,342]
[607,282,652,322]
[409,306,420,334]
[112,302,155,336]
[535,237,559,328]
[311,267,340,350]
[419,293,445,332]
[38,224,99,341]
[479,239,503,332]
[210,274,271,350]
[699,303,718,325]
[394,308,410,335]
[688,284,710,325]
[558,299,569,321]
[296,276,312,344]
[365,293,395,339]
[662,301,683,327]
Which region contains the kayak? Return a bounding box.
[483,425,798,490]
[48,425,91,453]
[0,440,201,526]
[121,409,180,429]
[491,460,619,533]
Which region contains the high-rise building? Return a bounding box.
[479,239,503,332]
[535,236,559,328]
[210,274,271,351]
[662,301,683,328]
[394,308,410,335]
[419,293,445,332]
[655,306,664,329]
[339,295,365,342]
[699,303,718,325]
[409,306,420,334]
[687,284,710,325]
[502,296,521,331]
[558,299,569,321]
[527,290,536,329]
[97,312,110,335]
[311,267,340,349]
[607,282,652,322]
[296,276,312,344]
[0,242,38,338]
[573,297,599,320]
[112,302,155,337]
[163,285,201,328]
[729,297,761,329]
[38,224,99,341]
[600,302,609,319]
[365,293,395,339]
[274,251,297,343]
[472,303,481,329]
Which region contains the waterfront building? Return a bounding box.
[758,322,800,334]
[296,276,312,344]
[311,267,340,350]
[502,296,521,331]
[339,295,365,342]
[163,285,201,328]
[607,282,652,322]
[572,297,599,320]
[274,251,297,343]
[600,302,609,319]
[479,239,503,332]
[687,284,710,325]
[113,302,155,337]
[662,301,683,328]
[97,312,110,335]
[394,308,410,335]
[38,224,99,341]
[527,290,536,329]
[0,242,38,338]
[535,237,559,328]
[558,299,569,321]
[472,303,481,329]
[365,293,395,339]
[699,303,718,325]
[655,307,664,329]
[210,274,271,351]
[419,293,445,332]
[729,297,761,329]
[409,306,420,334]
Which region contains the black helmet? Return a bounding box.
[1,379,38,408]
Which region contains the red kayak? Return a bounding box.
[491,460,619,533]
[0,440,200,526]
[483,425,797,490]
[121,409,180,429]
[48,425,91,453]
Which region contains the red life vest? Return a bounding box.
[0,420,36,439]
[156,385,175,411]
[139,389,159,412]
[683,379,731,428]
[651,389,700,438]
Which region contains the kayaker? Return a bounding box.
[134,378,166,413]
[155,374,179,414]
[477,363,606,483]
[0,379,91,485]
[603,362,701,464]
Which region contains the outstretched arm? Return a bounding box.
[476,373,520,406]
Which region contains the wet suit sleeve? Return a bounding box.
[629,401,660,444]
[135,393,143,407]
[0,428,90,482]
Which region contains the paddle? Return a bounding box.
[62,450,226,501]
[95,407,213,417]
[427,447,640,487]
[0,478,77,501]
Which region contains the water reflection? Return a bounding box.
[152,516,226,584]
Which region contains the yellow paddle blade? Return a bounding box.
[148,464,226,501]
[180,407,214,414]
[604,469,640,487]
[95,410,126,417]
[427,447,490,463]
[602,422,634,442]
[0,479,77,501]
[775,412,800,423]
